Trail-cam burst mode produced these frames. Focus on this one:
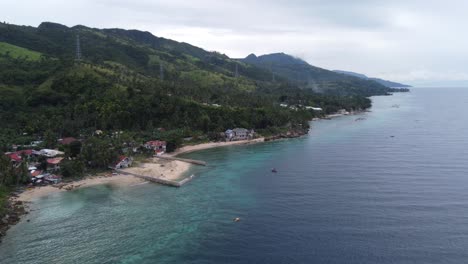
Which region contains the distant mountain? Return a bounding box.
[334,70,411,88]
[241,53,406,96]
[332,70,368,79]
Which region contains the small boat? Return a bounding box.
[271,168,277,173]
[234,217,241,222]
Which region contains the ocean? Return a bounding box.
[1,87,468,263]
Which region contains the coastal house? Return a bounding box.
[337,109,350,115]
[113,156,133,169]
[225,129,234,140]
[225,128,255,141]
[30,169,43,178]
[233,128,249,140]
[44,174,62,184]
[46,157,63,172]
[5,149,34,164]
[305,106,323,111]
[39,149,64,158]
[5,152,22,163]
[40,149,53,157]
[144,140,167,155]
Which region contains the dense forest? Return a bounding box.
[0,21,413,154]
[0,22,408,151]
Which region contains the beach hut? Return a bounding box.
[113,156,133,169]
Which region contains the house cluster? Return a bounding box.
[29,170,62,185]
[110,140,167,169]
[305,106,323,111]
[5,148,64,164]
[11,137,78,152]
[224,128,255,141]
[4,149,64,186]
[202,103,222,108]
[280,104,323,111]
[4,134,171,185]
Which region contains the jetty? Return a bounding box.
[154,155,207,166]
[114,169,195,187]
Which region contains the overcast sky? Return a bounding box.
[2,0,468,86]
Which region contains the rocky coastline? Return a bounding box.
[264,129,309,141]
[0,193,28,243]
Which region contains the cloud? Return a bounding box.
[1,0,467,86]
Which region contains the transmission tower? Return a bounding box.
[160,63,164,81]
[75,35,82,61]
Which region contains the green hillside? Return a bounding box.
[0,21,402,150]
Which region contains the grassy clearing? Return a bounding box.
[0,42,42,61]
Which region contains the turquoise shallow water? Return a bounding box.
[2,88,468,263]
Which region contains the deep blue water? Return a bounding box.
[2,87,468,263]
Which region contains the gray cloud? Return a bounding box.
[2,0,467,86]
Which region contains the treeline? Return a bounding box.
[0,55,372,151]
[0,21,380,152]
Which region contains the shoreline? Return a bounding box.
[1,157,193,241]
[1,111,364,242]
[168,137,266,157]
[0,138,268,241]
[13,138,267,203]
[11,111,362,203]
[14,174,145,203]
[314,110,369,121]
[15,157,194,203]
[1,173,146,242]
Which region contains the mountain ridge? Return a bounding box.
[0,21,406,149]
[334,70,411,88]
[240,53,409,96]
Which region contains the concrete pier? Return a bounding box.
[115,169,195,187]
[155,156,207,166]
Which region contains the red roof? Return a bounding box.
[59,137,78,145]
[47,157,63,165]
[114,156,129,166]
[7,153,22,162]
[30,170,43,177]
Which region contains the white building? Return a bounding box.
[113,156,133,169]
[305,106,323,111]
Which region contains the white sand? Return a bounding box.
[169,138,265,156]
[16,174,144,202]
[122,158,190,181]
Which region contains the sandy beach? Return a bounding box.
[122,158,190,181]
[169,138,265,156]
[17,158,192,202]
[16,174,145,202]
